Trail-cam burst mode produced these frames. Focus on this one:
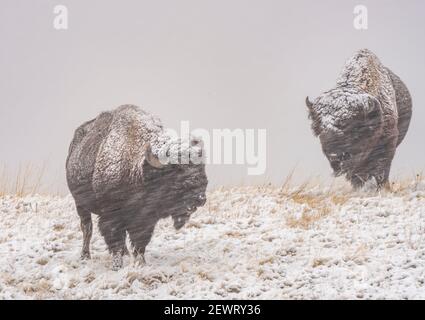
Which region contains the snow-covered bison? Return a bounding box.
[306,49,412,189]
[66,105,208,270]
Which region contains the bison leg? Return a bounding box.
[76,205,92,260]
[371,144,396,190]
[98,215,127,270]
[374,163,392,190]
[350,140,396,190]
[127,221,156,265]
[350,173,368,190]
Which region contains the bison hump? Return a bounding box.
[91,105,163,196]
[66,111,114,189]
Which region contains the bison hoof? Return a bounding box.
[81,251,91,260]
[111,253,123,270]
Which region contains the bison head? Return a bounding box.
[144,137,208,230]
[169,162,208,229]
[306,91,384,177]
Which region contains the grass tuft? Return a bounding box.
[0,162,46,197]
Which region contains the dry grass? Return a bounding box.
[204,170,424,229]
[53,224,65,232]
[312,257,330,268]
[259,256,275,265]
[197,271,214,282]
[388,172,424,195]
[0,162,46,197]
[224,230,244,238]
[279,170,425,229]
[276,172,350,229]
[36,258,49,266]
[330,194,350,205]
[286,205,332,229]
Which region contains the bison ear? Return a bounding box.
[144,143,165,168]
[305,96,314,111]
[190,137,203,149]
[306,97,321,136]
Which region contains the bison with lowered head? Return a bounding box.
[306,49,412,189]
[66,105,208,270]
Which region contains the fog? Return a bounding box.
[1,0,424,193]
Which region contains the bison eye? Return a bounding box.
[328,152,351,162]
[341,152,351,161]
[328,153,339,162]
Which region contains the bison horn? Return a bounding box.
[145,143,165,168]
[305,96,314,109]
[190,137,204,148]
[190,137,205,159]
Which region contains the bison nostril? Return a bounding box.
[331,161,341,169]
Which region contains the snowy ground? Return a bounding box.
[1,179,425,299]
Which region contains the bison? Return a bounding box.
[66,105,208,270]
[306,49,412,189]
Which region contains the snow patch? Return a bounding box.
[1,184,425,299]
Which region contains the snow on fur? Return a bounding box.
[311,49,397,133]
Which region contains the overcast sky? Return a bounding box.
[1,0,424,193]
